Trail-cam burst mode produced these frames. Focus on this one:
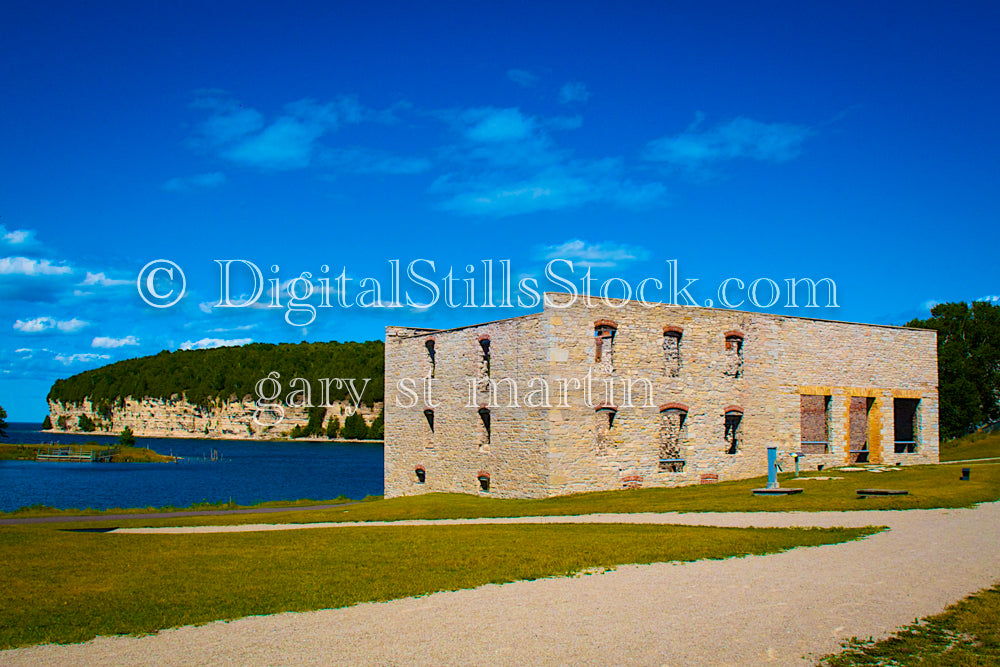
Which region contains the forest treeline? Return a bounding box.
[47,340,384,410]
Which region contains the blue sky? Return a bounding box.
[2,1,999,420]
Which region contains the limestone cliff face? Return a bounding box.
[47,396,383,440]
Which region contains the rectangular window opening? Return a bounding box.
[663,331,682,377]
[800,395,831,454]
[848,396,871,463]
[894,398,919,453]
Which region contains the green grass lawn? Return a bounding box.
[34,460,995,531]
[820,583,1000,665]
[940,430,1000,462]
[0,522,878,650]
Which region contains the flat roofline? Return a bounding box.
[390,311,545,339]
[389,292,937,337]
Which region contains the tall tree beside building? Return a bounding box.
[907,301,1000,439]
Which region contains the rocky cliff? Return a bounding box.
[47,396,383,440]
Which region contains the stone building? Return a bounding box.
[384,295,939,499]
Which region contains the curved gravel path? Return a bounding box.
[4,502,1000,666]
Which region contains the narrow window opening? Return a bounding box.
[894,398,919,453]
[658,403,688,472]
[414,466,426,484]
[424,339,436,378]
[724,408,743,454]
[594,404,617,455]
[477,471,490,492]
[477,406,491,450]
[594,320,617,372]
[423,408,434,433]
[724,331,744,378]
[476,335,491,396]
[800,395,831,454]
[663,326,682,377]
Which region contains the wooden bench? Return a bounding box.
[856,488,908,497]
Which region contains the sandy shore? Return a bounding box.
[4,503,999,666]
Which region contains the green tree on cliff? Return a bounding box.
[118,426,136,447]
[0,406,7,440]
[325,416,340,439]
[340,411,369,440]
[78,414,96,432]
[368,408,384,440]
[42,414,52,430]
[305,406,327,436]
[907,300,1000,438]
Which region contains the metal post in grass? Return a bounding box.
[767,446,779,490]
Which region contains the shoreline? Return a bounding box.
[36,429,383,444]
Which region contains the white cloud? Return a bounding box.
[207,324,257,333]
[13,316,88,333]
[559,82,591,104]
[434,158,665,217]
[644,114,811,170]
[195,95,364,171]
[161,172,227,191]
[1,225,36,245]
[538,239,651,268]
[0,257,71,276]
[461,107,537,143]
[507,69,538,87]
[80,271,131,287]
[325,148,431,175]
[976,295,1000,304]
[54,352,110,365]
[92,335,139,348]
[434,105,665,217]
[181,337,252,350]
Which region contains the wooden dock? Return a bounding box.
[36,447,117,463]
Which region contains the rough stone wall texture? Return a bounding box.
[385,295,939,498]
[47,397,382,440]
[384,317,550,498]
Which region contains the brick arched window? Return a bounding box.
[424,338,436,378]
[477,405,491,448]
[724,405,743,454]
[594,319,617,368]
[658,402,688,471]
[723,330,744,378]
[594,402,618,455]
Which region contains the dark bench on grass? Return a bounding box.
[857,488,908,497]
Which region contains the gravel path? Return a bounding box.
[4,503,1000,666]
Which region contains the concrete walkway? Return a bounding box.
[3,503,999,666]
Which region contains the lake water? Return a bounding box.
[0,422,384,512]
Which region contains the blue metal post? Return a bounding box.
[767,446,778,489]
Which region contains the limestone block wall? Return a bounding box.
[384,315,550,498]
[385,295,939,499]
